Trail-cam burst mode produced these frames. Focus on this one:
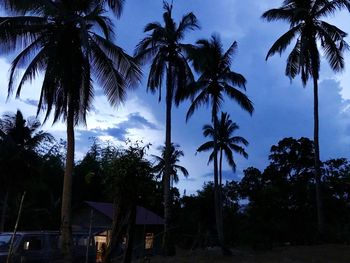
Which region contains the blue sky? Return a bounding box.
[1,0,350,194]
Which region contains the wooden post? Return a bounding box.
[85,209,94,263]
[7,191,26,263]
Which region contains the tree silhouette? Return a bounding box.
[134,2,198,255]
[182,34,253,252]
[197,112,248,186]
[152,143,189,187]
[0,110,52,232]
[262,0,348,235]
[0,1,141,260]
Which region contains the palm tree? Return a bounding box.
[152,143,189,187]
[262,0,348,235]
[182,34,254,252]
[2,0,125,16]
[0,110,53,232]
[134,2,198,255]
[0,1,141,261]
[197,112,248,186]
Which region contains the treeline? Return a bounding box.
[1,111,350,250]
[178,137,350,248]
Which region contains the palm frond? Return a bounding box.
[266,25,301,60]
[92,34,142,87]
[90,40,127,106]
[222,145,236,172]
[106,0,125,18]
[176,12,199,39]
[10,46,48,99]
[202,124,214,138]
[197,141,214,153]
[317,24,346,72]
[220,41,237,69]
[262,7,294,23]
[186,88,208,121]
[223,84,254,115]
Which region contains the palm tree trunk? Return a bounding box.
[212,113,225,251]
[219,149,223,186]
[313,77,324,236]
[0,189,9,232]
[163,63,175,256]
[61,106,74,262]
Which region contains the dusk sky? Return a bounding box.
[1,0,350,194]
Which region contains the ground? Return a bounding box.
[139,244,350,263]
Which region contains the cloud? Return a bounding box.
[105,127,128,141]
[119,112,158,130]
[74,111,160,155]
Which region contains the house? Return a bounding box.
[72,201,164,261]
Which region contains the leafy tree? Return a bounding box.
[182,34,253,252]
[197,111,248,186]
[239,138,317,246]
[134,2,198,255]
[152,143,189,187]
[322,158,350,241]
[74,141,107,205]
[0,110,52,232]
[262,0,348,235]
[0,1,141,260]
[102,142,154,263]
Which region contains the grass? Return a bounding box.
[139,244,350,263]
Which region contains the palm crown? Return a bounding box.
[0,110,53,150]
[1,0,125,17]
[183,34,254,121]
[0,0,141,124]
[197,112,248,172]
[134,2,199,103]
[262,0,348,84]
[152,143,189,185]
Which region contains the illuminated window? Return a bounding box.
[145,233,154,250]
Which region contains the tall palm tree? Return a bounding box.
[0,1,141,261]
[262,0,348,235]
[197,112,248,186]
[152,143,189,187]
[182,34,254,252]
[0,110,53,232]
[134,2,198,255]
[2,0,125,17]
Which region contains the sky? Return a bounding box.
[1,0,350,195]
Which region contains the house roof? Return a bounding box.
[84,201,164,225]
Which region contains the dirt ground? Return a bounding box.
[139,244,350,263]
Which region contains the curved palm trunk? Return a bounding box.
[61,106,74,262]
[212,114,225,251]
[163,64,175,256]
[313,77,324,236]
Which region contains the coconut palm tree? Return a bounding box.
[0,110,53,232]
[182,34,253,252]
[134,2,198,255]
[152,143,189,187]
[262,0,348,235]
[197,112,248,186]
[2,0,125,17]
[0,1,141,261]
